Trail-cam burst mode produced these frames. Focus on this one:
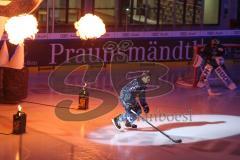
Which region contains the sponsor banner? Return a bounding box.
[22,37,240,66]
[34,30,240,39]
[1,30,240,66]
[23,38,199,66]
[1,30,240,40]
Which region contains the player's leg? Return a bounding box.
[125,104,142,129]
[197,64,213,88]
[214,57,237,90]
[112,97,132,130]
[215,65,237,90]
[112,114,122,130]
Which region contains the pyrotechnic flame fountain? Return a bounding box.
[5,14,38,45]
[74,13,106,40]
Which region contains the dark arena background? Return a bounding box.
[1,0,240,160]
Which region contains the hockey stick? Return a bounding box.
[131,110,182,143]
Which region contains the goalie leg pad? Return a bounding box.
[215,66,237,90]
[197,64,213,88]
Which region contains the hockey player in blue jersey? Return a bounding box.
[112,72,151,130]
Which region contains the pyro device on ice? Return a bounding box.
[13,105,27,134]
[78,83,89,110]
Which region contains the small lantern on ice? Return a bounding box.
[13,105,27,134]
[78,83,89,110]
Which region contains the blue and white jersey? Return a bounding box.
[119,78,148,108]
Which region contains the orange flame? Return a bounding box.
[18,105,22,112]
[5,14,38,45]
[74,13,106,40]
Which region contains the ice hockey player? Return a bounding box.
[112,72,151,130]
[197,39,237,94]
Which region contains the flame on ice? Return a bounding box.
[74,13,106,40]
[18,105,22,112]
[5,14,38,45]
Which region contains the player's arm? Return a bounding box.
[139,89,149,113]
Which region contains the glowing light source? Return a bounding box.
[17,104,22,112]
[5,14,38,45]
[74,13,106,40]
[78,82,89,110]
[0,0,11,6]
[13,104,27,134]
[0,16,8,39]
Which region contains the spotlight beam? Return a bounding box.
[131,109,182,144]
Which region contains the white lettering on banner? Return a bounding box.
[88,48,101,63]
[185,42,191,60]
[172,41,183,60]
[147,46,157,61]
[65,48,75,63]
[159,46,170,60]
[129,47,146,61]
[147,41,157,61]
[50,43,64,64]
[75,49,86,64]
[49,39,205,64]
[103,47,112,62]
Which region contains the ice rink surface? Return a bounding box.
[1,61,240,160]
